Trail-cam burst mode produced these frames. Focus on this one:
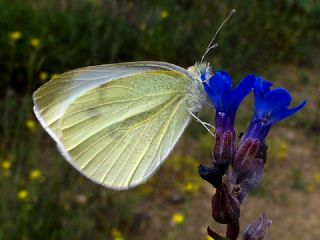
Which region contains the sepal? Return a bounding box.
[212,183,240,224]
[243,214,272,240]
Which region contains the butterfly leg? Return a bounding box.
[188,110,215,137]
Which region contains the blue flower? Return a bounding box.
[243,77,307,141]
[203,71,255,130]
[233,76,306,174]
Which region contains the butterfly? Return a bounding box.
[32,10,236,189]
[33,62,211,189]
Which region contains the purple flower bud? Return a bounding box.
[243,214,272,240]
[233,138,260,174]
[212,183,240,224]
[230,136,267,202]
[236,158,265,202]
[198,164,226,188]
[214,128,236,163]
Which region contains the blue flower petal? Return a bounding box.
[204,70,233,111]
[265,88,291,111]
[207,71,232,92]
[253,77,272,100]
[243,76,306,143]
[270,100,307,124]
[203,71,257,115]
[229,75,256,111]
[253,78,273,116]
[203,84,221,111]
[252,77,307,127]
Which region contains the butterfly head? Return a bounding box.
[188,62,213,82]
[186,62,212,113]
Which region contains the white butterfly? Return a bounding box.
[33,62,211,189]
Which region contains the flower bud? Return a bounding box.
[233,138,260,174]
[243,214,271,240]
[212,183,240,224]
[198,163,227,188]
[213,128,236,163]
[231,157,265,203]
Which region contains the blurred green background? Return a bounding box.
[0,0,319,239]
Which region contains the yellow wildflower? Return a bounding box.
[18,190,28,200]
[127,0,133,9]
[39,72,48,81]
[30,38,40,48]
[29,169,42,180]
[1,160,11,170]
[8,31,22,41]
[171,212,184,225]
[183,182,198,193]
[25,119,36,131]
[160,10,169,19]
[276,142,288,160]
[207,235,214,240]
[305,184,316,193]
[51,73,60,79]
[111,227,124,240]
[139,23,147,31]
[314,173,320,182]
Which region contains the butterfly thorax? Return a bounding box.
[186,62,212,113]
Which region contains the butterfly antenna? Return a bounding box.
[200,9,236,64]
